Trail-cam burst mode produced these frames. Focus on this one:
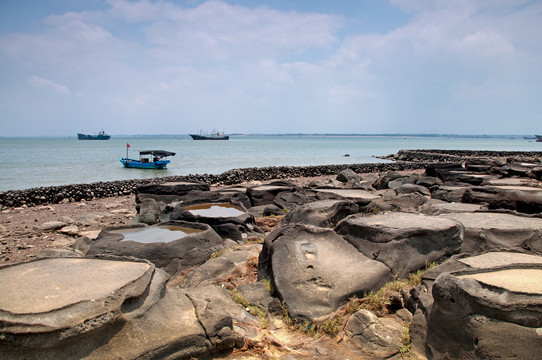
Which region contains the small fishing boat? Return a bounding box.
[77,130,110,140]
[120,147,176,169]
[189,130,229,140]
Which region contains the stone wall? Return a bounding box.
[385,149,542,163]
[4,149,541,209]
[0,162,424,208]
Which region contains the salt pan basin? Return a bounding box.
[113,225,202,244]
[185,203,245,218]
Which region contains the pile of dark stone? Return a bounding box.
[0,162,428,208]
[2,150,542,359]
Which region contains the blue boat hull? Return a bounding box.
[120,158,170,169]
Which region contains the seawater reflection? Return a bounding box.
[114,226,202,244]
[185,203,245,217]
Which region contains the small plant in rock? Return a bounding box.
[230,289,269,328]
[363,261,438,313]
[399,322,413,357]
[263,278,274,295]
[243,237,264,245]
[246,255,259,268]
[345,296,362,314]
[210,248,227,259]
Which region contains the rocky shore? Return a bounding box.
[1,149,542,359]
[0,162,423,209]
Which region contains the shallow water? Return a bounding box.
[115,226,202,243]
[185,203,245,218]
[1,135,540,191]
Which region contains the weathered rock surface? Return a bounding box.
[439,212,542,254]
[345,309,404,358]
[5,151,542,359]
[283,199,360,228]
[335,212,463,277]
[365,191,428,213]
[176,244,261,289]
[418,199,487,215]
[258,223,392,321]
[426,268,542,359]
[462,185,542,214]
[136,181,211,205]
[0,257,236,360]
[246,184,294,207]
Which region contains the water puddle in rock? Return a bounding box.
[185,203,245,217]
[115,226,202,244]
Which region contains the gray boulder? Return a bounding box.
[395,183,431,196]
[0,257,224,360]
[431,185,470,203]
[418,199,487,215]
[178,245,262,289]
[336,169,359,183]
[136,181,210,205]
[462,185,542,214]
[425,162,464,178]
[185,285,240,353]
[365,192,428,214]
[283,199,360,228]
[246,184,294,207]
[258,224,392,321]
[40,220,68,231]
[136,197,164,225]
[345,309,404,358]
[373,171,409,190]
[426,267,542,359]
[273,188,343,212]
[335,212,463,277]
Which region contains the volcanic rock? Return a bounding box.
[335,212,463,277]
[283,199,360,228]
[439,212,542,254]
[258,223,392,321]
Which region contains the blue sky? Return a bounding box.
[1,0,541,136]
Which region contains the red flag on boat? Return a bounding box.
[127,143,130,148]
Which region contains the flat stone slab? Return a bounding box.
[458,251,542,269]
[426,263,542,359]
[491,185,542,192]
[439,212,542,253]
[315,188,380,200]
[422,251,542,291]
[459,269,542,294]
[0,258,152,317]
[483,178,540,187]
[419,199,486,215]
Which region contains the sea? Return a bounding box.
[1,135,540,192]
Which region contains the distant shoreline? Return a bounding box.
[0,133,537,139]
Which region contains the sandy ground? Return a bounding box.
[0,175,339,266]
[0,195,137,265]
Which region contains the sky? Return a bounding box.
[1,0,541,136]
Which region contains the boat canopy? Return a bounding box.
[139,150,176,157]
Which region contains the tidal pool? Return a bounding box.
[114,226,202,244]
[185,203,245,218]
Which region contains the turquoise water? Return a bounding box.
[0,135,540,191]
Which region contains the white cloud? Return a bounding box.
[1,0,542,135]
[28,76,70,94]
